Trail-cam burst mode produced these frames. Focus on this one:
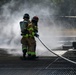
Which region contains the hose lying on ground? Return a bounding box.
[37,37,76,64]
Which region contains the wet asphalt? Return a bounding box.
[0,48,76,75]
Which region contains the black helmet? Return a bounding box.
[23,13,30,19]
[32,16,39,22]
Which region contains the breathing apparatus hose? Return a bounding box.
[37,37,76,65]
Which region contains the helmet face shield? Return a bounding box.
[32,19,37,23]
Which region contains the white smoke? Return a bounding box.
[0,0,65,56]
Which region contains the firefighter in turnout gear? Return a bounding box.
[20,13,30,58]
[32,16,39,57]
[27,16,39,59]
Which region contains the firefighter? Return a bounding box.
[32,16,39,56]
[27,16,39,59]
[20,13,30,58]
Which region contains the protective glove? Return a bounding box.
[34,34,39,37]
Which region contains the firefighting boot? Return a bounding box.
[23,49,27,59]
[31,55,38,60]
[28,54,32,59]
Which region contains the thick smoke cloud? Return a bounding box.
[0,0,68,56]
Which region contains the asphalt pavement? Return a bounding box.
[0,48,76,75]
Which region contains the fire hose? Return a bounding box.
[37,37,76,65]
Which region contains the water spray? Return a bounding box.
[37,37,76,65]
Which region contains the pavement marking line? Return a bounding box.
[45,57,59,69]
